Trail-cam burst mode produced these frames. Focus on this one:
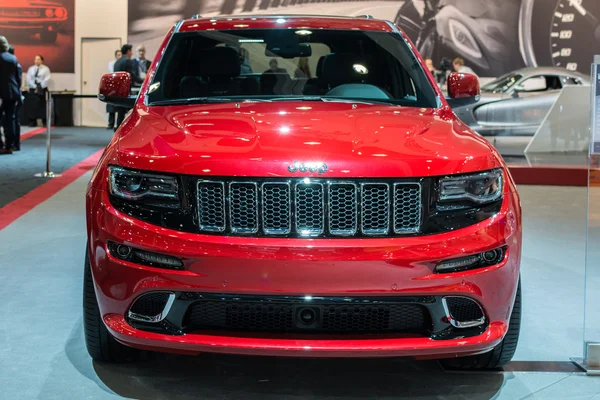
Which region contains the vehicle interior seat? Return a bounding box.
[260,71,292,95]
[320,53,371,90]
[546,76,562,90]
[180,46,242,97]
[302,56,326,95]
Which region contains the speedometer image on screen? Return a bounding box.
[521,0,600,73]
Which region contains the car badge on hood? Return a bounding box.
[288,161,328,174]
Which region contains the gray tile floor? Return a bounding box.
[0,173,596,399]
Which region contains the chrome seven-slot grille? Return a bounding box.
[197,179,422,238]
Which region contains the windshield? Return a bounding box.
[147,29,438,108]
[481,73,523,94]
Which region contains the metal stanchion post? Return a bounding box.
[35,90,61,178]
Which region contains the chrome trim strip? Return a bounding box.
[128,292,176,323]
[196,180,226,232]
[441,296,486,329]
[392,182,422,234]
[261,181,292,235]
[229,181,259,234]
[328,182,358,236]
[294,181,325,236]
[360,183,390,236]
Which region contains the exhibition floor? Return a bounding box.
[0,128,596,399]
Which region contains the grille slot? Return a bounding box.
[185,298,430,334]
[361,183,390,235]
[262,183,291,234]
[295,182,324,236]
[328,183,358,236]
[195,179,422,237]
[197,181,225,232]
[229,182,258,233]
[393,183,422,233]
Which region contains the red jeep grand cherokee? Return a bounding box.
[85,15,522,369]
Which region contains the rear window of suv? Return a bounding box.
[147,28,438,108]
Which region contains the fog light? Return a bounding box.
[482,250,500,263]
[115,244,131,259]
[435,247,505,273]
[108,241,184,270]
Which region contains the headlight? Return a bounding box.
[45,8,55,17]
[108,166,179,204]
[438,169,503,208]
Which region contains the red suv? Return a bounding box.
[86,15,521,369]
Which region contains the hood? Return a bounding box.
[116,101,501,178]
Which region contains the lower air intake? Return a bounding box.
[443,296,485,328]
[128,292,173,323]
[184,298,431,335]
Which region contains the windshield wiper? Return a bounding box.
[268,97,398,105]
[149,97,235,106]
[268,96,326,102]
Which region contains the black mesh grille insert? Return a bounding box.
[295,183,324,235]
[262,183,291,234]
[185,298,431,335]
[229,183,258,233]
[195,179,422,237]
[321,304,428,332]
[328,183,357,236]
[197,182,225,232]
[445,297,484,322]
[129,292,170,317]
[361,184,390,235]
[393,184,421,233]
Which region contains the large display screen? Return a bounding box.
[128,0,599,77]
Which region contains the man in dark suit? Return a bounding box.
[8,46,22,151]
[0,36,20,154]
[113,44,144,131]
[133,45,151,82]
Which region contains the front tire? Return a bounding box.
[441,279,521,370]
[83,248,142,362]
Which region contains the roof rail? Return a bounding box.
[356,14,374,19]
[192,14,201,19]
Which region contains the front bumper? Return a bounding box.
[87,186,521,358]
[104,313,507,358]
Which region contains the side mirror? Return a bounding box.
[98,72,136,108]
[446,72,480,108]
[511,85,525,98]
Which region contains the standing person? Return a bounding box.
[113,44,144,130]
[265,58,285,74]
[0,36,20,155]
[453,57,478,80]
[8,45,22,151]
[294,57,311,79]
[238,48,252,75]
[25,54,51,127]
[134,45,151,82]
[106,49,122,130]
[424,58,436,75]
[108,49,121,73]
